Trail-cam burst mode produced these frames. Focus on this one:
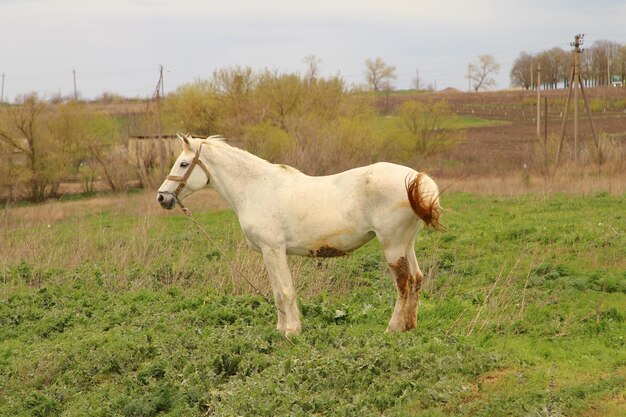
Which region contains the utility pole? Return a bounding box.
[1,73,4,103]
[574,43,579,161]
[536,62,541,141]
[415,68,420,90]
[73,69,77,100]
[153,65,165,179]
[555,34,601,170]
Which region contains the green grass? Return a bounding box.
[1,192,624,416]
[378,115,508,132]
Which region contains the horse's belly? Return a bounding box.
[285,230,376,258]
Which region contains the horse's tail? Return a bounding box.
[406,172,442,230]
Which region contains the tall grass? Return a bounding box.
[0,189,387,300]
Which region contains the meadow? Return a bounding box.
[1,188,624,416]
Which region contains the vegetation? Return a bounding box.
[510,39,626,89]
[467,55,501,92]
[364,57,397,92]
[0,94,127,201]
[1,191,624,416]
[1,68,468,201]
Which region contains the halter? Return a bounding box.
[162,142,211,210]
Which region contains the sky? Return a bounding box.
[1,0,626,101]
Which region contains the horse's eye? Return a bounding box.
[180,161,189,167]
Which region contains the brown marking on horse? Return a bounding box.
[390,256,423,331]
[391,256,411,299]
[310,245,348,258]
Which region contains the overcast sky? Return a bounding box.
[1,0,625,100]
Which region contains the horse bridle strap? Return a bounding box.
[166,142,211,197]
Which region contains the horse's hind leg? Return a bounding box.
[384,231,423,333]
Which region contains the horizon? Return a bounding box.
[1,0,626,101]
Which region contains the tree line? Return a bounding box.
[510,39,626,89]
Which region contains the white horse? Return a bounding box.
[157,135,441,336]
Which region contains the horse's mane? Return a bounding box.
[188,133,301,173]
[204,135,226,142]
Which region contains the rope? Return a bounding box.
[175,198,280,312]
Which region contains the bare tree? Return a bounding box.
[537,48,568,89]
[467,55,500,92]
[303,55,322,83]
[589,40,622,85]
[617,44,626,84]
[510,51,534,89]
[364,57,396,91]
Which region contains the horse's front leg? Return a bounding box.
[261,245,302,336]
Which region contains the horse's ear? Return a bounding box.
[177,133,191,151]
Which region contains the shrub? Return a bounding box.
[243,123,295,163]
[396,100,461,158]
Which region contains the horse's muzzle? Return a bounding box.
[157,192,176,210]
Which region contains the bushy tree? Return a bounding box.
[0,93,57,200]
[243,122,295,163]
[0,96,128,200]
[396,100,460,157]
[168,80,222,136]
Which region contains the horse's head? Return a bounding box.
[157,134,211,210]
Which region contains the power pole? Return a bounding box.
[153,65,166,179]
[555,34,601,170]
[73,69,77,100]
[1,73,4,103]
[415,68,420,91]
[536,62,541,141]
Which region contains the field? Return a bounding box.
[1,87,625,416]
[382,87,626,177]
[1,186,624,416]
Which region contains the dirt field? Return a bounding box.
[382,87,626,177]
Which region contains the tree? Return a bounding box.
[0,93,54,200]
[303,55,322,83]
[256,71,304,130]
[467,55,500,91]
[169,80,223,136]
[536,47,568,89]
[397,100,460,157]
[510,51,534,89]
[616,44,626,85]
[49,102,127,192]
[364,58,396,91]
[589,40,622,85]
